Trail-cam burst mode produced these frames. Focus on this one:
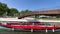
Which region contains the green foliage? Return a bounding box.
[0,2,32,17]
[8,8,19,16]
[0,2,9,15]
[20,9,32,15]
[0,2,19,17]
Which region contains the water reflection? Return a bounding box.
[0,29,60,34]
[13,31,60,34]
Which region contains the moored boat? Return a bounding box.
[0,19,59,33]
[0,22,58,30]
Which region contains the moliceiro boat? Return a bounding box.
[0,19,60,33]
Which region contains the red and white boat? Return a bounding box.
[0,19,59,32]
[1,22,58,30]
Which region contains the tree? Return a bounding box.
[8,8,19,16]
[20,9,32,16]
[0,2,19,17]
[0,2,9,16]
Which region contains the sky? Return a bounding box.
[0,0,60,11]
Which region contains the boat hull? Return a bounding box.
[1,24,58,30]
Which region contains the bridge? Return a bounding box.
[18,9,60,19]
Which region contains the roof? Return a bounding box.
[18,9,60,19]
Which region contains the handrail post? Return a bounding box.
[52,29,54,32]
[12,28,14,31]
[31,23,34,32]
[31,28,33,32]
[46,29,48,33]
